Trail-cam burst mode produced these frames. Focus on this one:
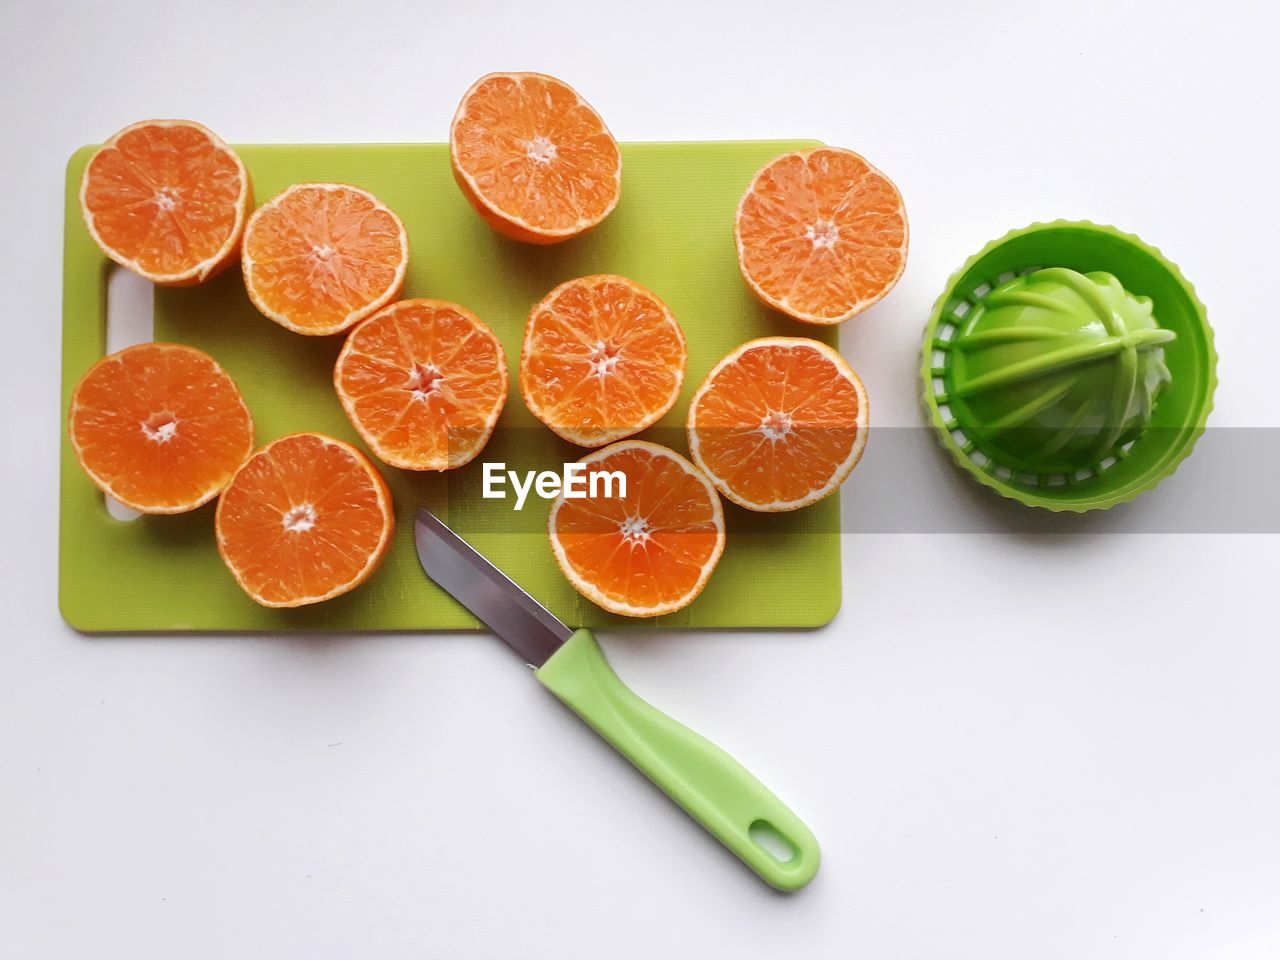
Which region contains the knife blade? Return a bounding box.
[414,508,569,667]
[411,506,821,891]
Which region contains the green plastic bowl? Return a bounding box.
[921,221,1217,512]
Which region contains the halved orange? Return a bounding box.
[687,337,868,512]
[215,433,394,607]
[735,146,908,324]
[80,120,252,285]
[549,441,725,618]
[68,342,254,514]
[242,183,409,336]
[450,72,622,244]
[521,275,686,447]
[334,299,508,470]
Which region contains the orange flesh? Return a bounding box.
[551,443,723,616]
[736,147,907,322]
[522,276,686,446]
[82,121,246,281]
[215,434,393,607]
[335,300,507,470]
[452,73,621,236]
[691,341,864,508]
[244,185,406,334]
[68,343,254,513]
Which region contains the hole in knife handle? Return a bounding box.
[102,266,154,522]
[748,819,797,864]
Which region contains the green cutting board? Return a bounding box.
[59,140,842,632]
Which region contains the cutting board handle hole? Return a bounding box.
[104,494,141,522]
[102,266,153,522]
[748,819,797,863]
[106,265,154,353]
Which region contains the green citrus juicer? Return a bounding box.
[921,221,1217,511]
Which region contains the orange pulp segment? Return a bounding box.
[215,433,394,607]
[735,146,907,324]
[687,337,868,511]
[521,275,686,447]
[549,441,725,618]
[80,120,252,285]
[334,299,508,471]
[68,342,254,513]
[242,183,409,335]
[451,72,621,244]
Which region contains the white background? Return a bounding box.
[2,1,1278,957]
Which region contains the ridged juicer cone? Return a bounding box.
[921,221,1217,512]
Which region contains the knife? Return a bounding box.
[413,508,821,891]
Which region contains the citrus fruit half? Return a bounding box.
[215,433,394,607]
[687,337,868,512]
[80,120,252,285]
[450,72,622,244]
[68,342,254,514]
[549,441,725,618]
[521,275,686,447]
[735,146,908,324]
[334,299,508,471]
[242,183,409,336]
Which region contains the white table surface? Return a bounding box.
[2,1,1277,957]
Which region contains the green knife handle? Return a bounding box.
[535,629,820,891]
